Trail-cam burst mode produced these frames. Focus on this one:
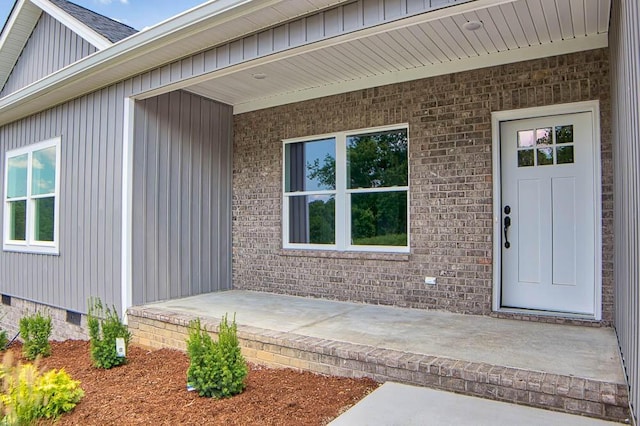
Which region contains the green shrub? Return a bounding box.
[87,298,131,369]
[0,330,7,351]
[0,352,84,424]
[19,312,51,361]
[186,315,247,398]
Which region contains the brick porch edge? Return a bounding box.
[127,307,630,423]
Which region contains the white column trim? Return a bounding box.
[121,97,135,322]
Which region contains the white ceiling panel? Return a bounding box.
[526,0,552,44]
[445,16,482,56]
[570,0,587,37]
[499,3,530,47]
[452,13,494,54]
[420,21,459,60]
[584,0,599,34]
[512,0,541,45]
[555,0,575,39]
[405,25,449,63]
[597,0,610,33]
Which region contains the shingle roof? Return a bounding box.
[48,0,138,43]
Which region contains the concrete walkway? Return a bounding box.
[330,383,623,426]
[150,290,625,383]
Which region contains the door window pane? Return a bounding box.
[536,128,552,146]
[285,138,335,192]
[537,147,554,165]
[555,125,573,144]
[7,154,28,198]
[34,197,55,242]
[517,130,534,148]
[557,146,574,164]
[518,149,534,167]
[32,147,57,195]
[351,192,407,246]
[347,129,408,189]
[288,195,335,244]
[8,200,26,241]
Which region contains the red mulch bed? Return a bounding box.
[3,341,377,425]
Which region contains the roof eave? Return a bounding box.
[0,0,42,90]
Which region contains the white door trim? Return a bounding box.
[491,101,602,320]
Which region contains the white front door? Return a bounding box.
[500,112,597,315]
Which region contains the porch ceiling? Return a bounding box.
[184,0,610,114]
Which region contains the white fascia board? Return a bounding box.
[232,33,609,114]
[30,0,112,50]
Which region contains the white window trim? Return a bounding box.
[283,124,410,254]
[3,137,61,255]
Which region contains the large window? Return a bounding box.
[4,138,60,254]
[283,125,409,252]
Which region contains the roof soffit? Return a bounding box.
[0,0,42,91]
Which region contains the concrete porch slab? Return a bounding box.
[145,290,624,383]
[128,290,630,422]
[330,383,623,426]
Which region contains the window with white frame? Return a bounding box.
[283,125,409,252]
[4,137,60,254]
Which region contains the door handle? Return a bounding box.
[503,215,511,249]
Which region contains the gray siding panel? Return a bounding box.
[132,91,232,305]
[0,86,123,313]
[611,0,640,423]
[1,13,97,97]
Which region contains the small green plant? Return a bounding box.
[0,313,8,351]
[19,312,51,361]
[87,297,131,369]
[186,314,248,398]
[0,351,84,424]
[0,330,7,351]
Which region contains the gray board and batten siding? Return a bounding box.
[132,91,233,305]
[0,83,126,313]
[0,85,234,313]
[611,0,640,423]
[0,13,97,98]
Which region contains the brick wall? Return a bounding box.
[232,49,613,323]
[0,296,88,342]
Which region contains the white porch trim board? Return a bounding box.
[121,97,135,321]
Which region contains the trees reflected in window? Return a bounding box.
[284,127,408,251]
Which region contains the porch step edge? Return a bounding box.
[127,307,631,423]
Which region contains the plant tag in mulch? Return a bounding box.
[186,384,196,392]
[115,338,126,357]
